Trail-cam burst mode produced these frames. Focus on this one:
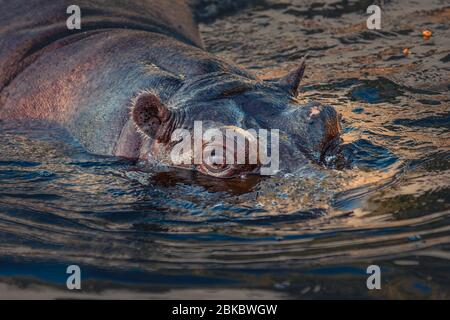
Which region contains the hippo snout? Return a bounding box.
[307,104,342,155]
[280,103,342,162]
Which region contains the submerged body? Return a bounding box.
[0,0,342,178]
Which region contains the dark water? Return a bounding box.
[0,0,449,299]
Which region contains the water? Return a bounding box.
[0,0,449,299]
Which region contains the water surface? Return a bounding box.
[0,0,449,299]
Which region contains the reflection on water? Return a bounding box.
[0,0,449,298]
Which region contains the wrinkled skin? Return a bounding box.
[0,0,343,178]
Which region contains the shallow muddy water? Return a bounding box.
[0,0,449,299]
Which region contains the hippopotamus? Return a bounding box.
[0,0,343,178]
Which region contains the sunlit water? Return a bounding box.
[0,0,449,298]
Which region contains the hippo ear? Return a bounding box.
[131,92,171,142]
[278,55,307,97]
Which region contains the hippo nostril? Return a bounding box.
[319,109,343,165]
[321,136,342,159]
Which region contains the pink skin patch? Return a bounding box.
[309,106,321,118]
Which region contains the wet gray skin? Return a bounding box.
[0,0,343,179]
[136,63,343,178]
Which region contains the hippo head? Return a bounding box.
[130,57,342,178]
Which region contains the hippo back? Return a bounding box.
[0,0,203,91]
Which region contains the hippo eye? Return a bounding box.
[198,150,258,179]
[201,161,234,177]
[199,151,238,178]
